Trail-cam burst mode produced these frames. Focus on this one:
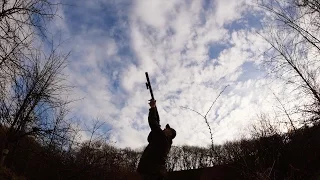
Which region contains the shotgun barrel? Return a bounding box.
[145,72,160,122]
[145,72,155,100]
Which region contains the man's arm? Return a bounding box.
[148,100,161,130]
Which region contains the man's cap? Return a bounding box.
[166,124,176,139]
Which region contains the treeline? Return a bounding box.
[0,127,141,180]
[1,120,320,180]
[171,121,320,179]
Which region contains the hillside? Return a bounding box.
[1,122,320,179]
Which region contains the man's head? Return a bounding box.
[163,124,176,140]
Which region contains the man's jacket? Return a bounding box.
[137,107,172,175]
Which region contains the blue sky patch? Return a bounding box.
[237,61,262,82]
[224,11,263,32]
[208,43,230,59]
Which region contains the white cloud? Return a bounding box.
[42,0,299,149]
[213,0,247,26]
[133,0,179,29]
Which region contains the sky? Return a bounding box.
[43,0,294,149]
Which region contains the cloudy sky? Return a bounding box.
[44,0,292,149]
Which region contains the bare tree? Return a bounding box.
[67,119,112,179]
[0,0,60,92]
[166,146,181,171]
[181,85,228,165]
[250,113,280,139]
[258,0,320,125]
[0,45,71,166]
[120,147,140,172]
[0,0,61,117]
[0,0,73,167]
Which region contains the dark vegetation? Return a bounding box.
[1,0,320,179]
[1,120,320,180]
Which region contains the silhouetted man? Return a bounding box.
[137,99,176,180]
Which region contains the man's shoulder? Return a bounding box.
[148,130,164,142]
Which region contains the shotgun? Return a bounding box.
[145,72,160,122]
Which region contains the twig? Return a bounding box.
[271,90,296,132]
[180,85,229,164]
[205,85,229,118]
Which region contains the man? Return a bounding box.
[137,99,176,180]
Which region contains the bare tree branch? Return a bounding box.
[180,85,229,165]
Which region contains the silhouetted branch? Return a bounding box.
[180,85,229,164]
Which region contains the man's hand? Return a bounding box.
[149,99,156,108]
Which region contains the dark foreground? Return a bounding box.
[124,165,242,180]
